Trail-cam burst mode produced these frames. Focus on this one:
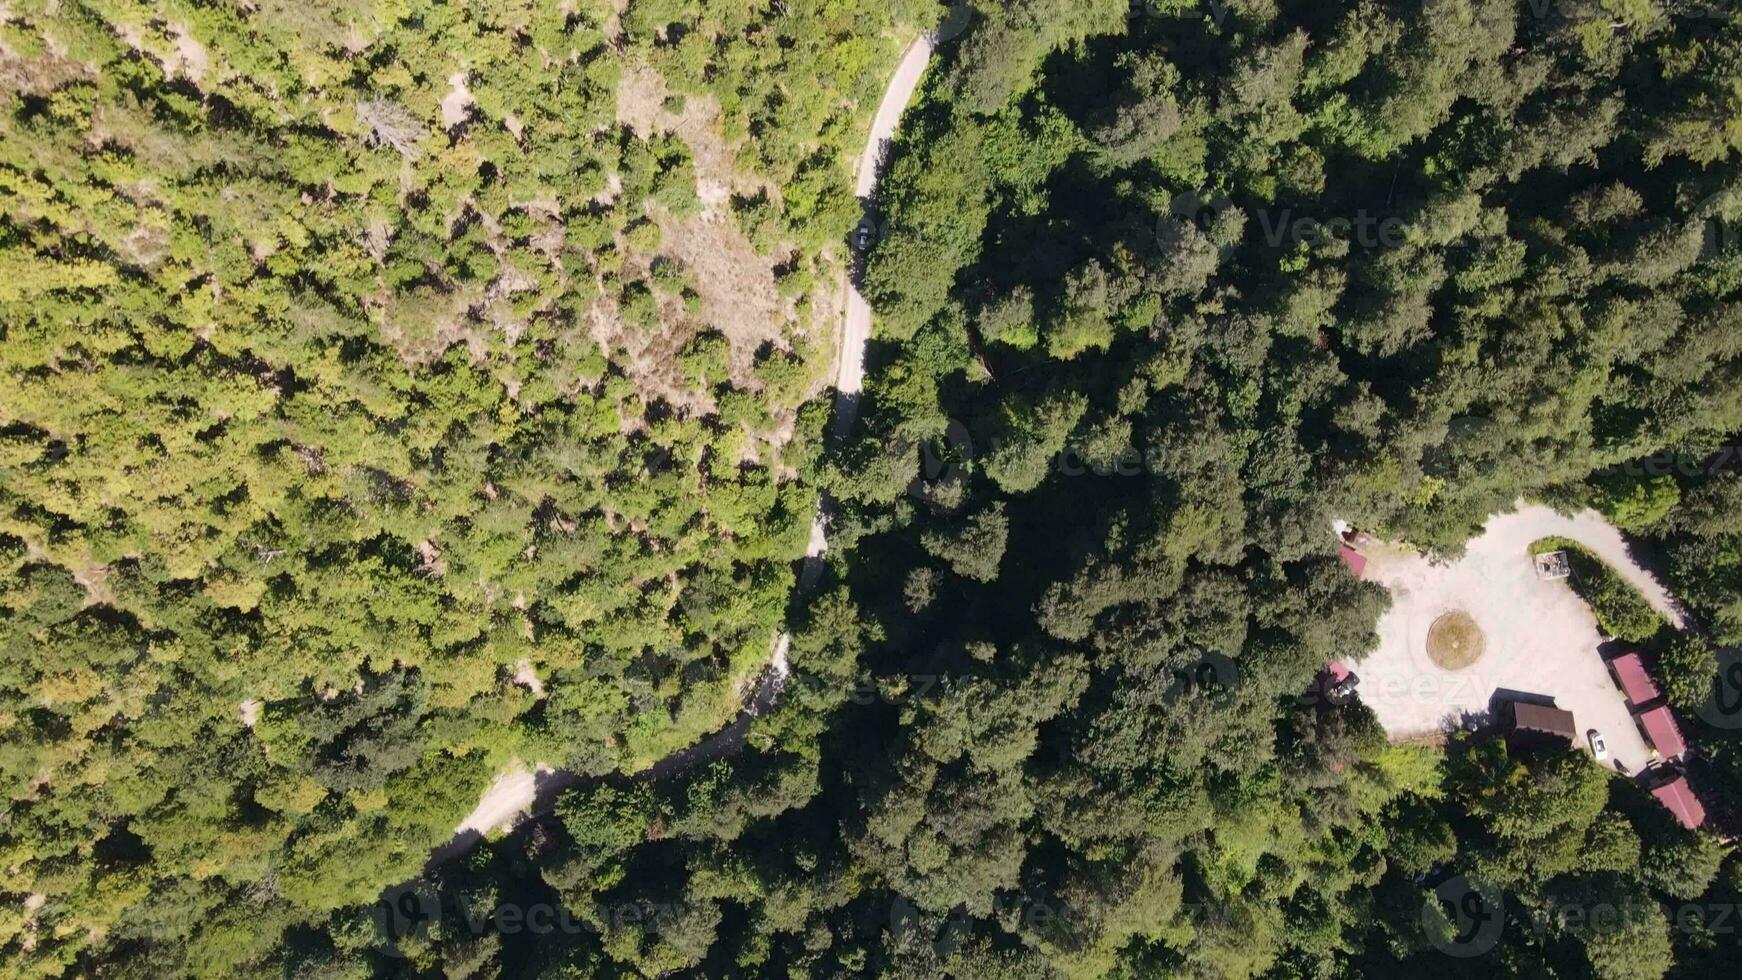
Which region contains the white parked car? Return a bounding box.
[1587,729,1608,760]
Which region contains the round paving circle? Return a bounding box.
[1427,611,1486,671]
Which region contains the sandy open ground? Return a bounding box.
[1353,502,1684,775]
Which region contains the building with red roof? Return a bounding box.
[1608,652,1661,708]
[1636,705,1687,760]
[1651,776,1706,830]
[1307,661,1359,705]
[1337,544,1366,578]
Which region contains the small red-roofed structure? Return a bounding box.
[1309,660,1359,705]
[1637,705,1687,760]
[1608,652,1661,708]
[1337,545,1366,578]
[1651,776,1706,830]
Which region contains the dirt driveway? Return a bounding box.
[1352,503,1679,775]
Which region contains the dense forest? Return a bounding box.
[0,0,932,973]
[5,0,1742,978]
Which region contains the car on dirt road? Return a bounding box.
[1588,729,1608,760]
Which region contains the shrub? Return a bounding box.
[1533,538,1665,641]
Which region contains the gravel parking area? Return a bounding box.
[1350,503,1673,775]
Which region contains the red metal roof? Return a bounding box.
[1326,660,1351,683]
[1651,777,1706,830]
[1610,652,1661,706]
[1337,545,1366,578]
[1637,705,1687,759]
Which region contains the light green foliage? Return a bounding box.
[1588,472,1681,531]
[977,287,1039,350]
[678,331,731,389]
[984,390,1090,493]
[9,0,1742,977]
[618,279,661,331]
[862,125,995,338]
[623,218,664,253]
[0,0,922,974]
[946,0,1129,115]
[1656,634,1718,713]
[619,0,936,244]
[1659,472,1742,645]
[921,502,1009,582]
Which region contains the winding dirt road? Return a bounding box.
[429,35,937,867]
[834,35,934,435]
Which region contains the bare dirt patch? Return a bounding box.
[1426,611,1485,670]
[584,303,709,421]
[111,20,208,86]
[511,658,544,697]
[606,62,800,422]
[0,29,94,96]
[169,24,208,84]
[441,72,473,129]
[653,213,785,370]
[615,64,767,209]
